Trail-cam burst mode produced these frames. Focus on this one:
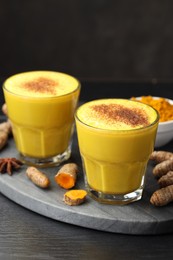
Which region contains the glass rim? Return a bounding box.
[75,99,160,133]
[2,71,81,99]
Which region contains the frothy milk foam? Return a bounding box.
[4,71,79,97]
[77,99,158,130]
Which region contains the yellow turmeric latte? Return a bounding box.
[75,99,159,197]
[3,71,80,159]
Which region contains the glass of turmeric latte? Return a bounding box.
[3,71,80,167]
[75,99,159,205]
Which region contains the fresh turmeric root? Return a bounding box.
[152,159,173,178]
[63,189,87,206]
[150,151,173,178]
[0,121,12,135]
[150,151,173,206]
[0,130,8,150]
[158,171,173,188]
[54,163,78,189]
[150,185,173,206]
[0,121,12,150]
[1,103,12,133]
[26,167,50,188]
[0,103,13,150]
[2,103,7,116]
[150,151,173,163]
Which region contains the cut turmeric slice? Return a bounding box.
[54,163,78,189]
[63,189,87,206]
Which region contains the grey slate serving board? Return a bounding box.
[0,133,173,235]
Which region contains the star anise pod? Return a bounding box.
[0,157,23,175]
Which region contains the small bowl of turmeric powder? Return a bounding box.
[131,96,173,147]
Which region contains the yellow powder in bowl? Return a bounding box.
[131,96,173,122]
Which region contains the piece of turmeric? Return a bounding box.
[2,103,7,116]
[63,189,87,206]
[0,121,12,150]
[150,151,173,163]
[150,150,173,206]
[0,121,12,135]
[150,185,173,206]
[26,167,50,188]
[131,96,173,122]
[54,163,78,189]
[0,130,8,150]
[1,103,12,133]
[158,171,173,187]
[152,159,173,178]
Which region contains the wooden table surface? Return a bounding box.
[1,80,173,259]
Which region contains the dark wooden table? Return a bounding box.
[1,80,173,259]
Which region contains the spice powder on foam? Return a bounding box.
[90,104,149,127]
[22,77,58,95]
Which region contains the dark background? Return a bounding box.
[1,0,173,81]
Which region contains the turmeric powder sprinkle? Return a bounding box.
[131,96,173,122]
